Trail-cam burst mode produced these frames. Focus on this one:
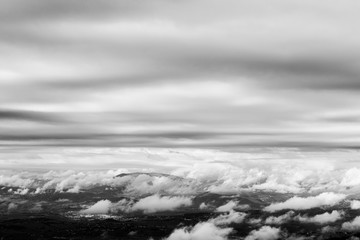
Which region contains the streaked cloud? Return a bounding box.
[1,0,360,150]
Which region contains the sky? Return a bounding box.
[1,0,360,159]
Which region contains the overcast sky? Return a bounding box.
[1,0,360,150]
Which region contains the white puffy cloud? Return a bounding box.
[296,210,343,224]
[340,168,360,187]
[342,216,360,231]
[131,194,192,213]
[40,169,133,193]
[166,222,233,240]
[55,198,70,202]
[2,150,360,200]
[199,202,209,210]
[245,226,281,240]
[0,173,35,189]
[210,210,246,225]
[67,185,80,193]
[81,199,112,214]
[164,201,247,240]
[14,188,29,195]
[80,195,192,215]
[120,173,198,196]
[2,149,360,197]
[264,192,346,212]
[248,218,262,225]
[170,154,358,194]
[2,167,200,196]
[216,201,238,212]
[79,195,193,216]
[350,200,360,209]
[265,211,295,225]
[13,169,133,194]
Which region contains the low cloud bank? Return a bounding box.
[3,154,360,196]
[131,194,192,213]
[350,200,360,209]
[264,210,343,225]
[297,210,343,224]
[265,211,295,225]
[199,202,209,210]
[165,206,246,240]
[81,195,192,215]
[211,210,246,225]
[81,200,112,214]
[340,168,360,187]
[165,209,282,240]
[245,226,281,240]
[216,200,238,212]
[264,192,346,212]
[166,222,232,240]
[14,188,29,195]
[342,216,360,231]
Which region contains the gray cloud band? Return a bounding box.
[1,0,360,148]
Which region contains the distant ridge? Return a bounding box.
[115,172,184,181]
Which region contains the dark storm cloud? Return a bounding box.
[0,0,131,22]
[0,128,357,149]
[27,53,359,91]
[161,54,360,91]
[1,0,359,90]
[1,29,358,93]
[0,110,60,123]
[1,0,360,149]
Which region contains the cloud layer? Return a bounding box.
[264,192,346,212]
[81,199,112,215]
[1,0,360,150]
[342,216,360,231]
[245,226,281,240]
[2,149,360,196]
[166,222,233,240]
[80,195,193,215]
[131,194,192,213]
[296,210,343,224]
